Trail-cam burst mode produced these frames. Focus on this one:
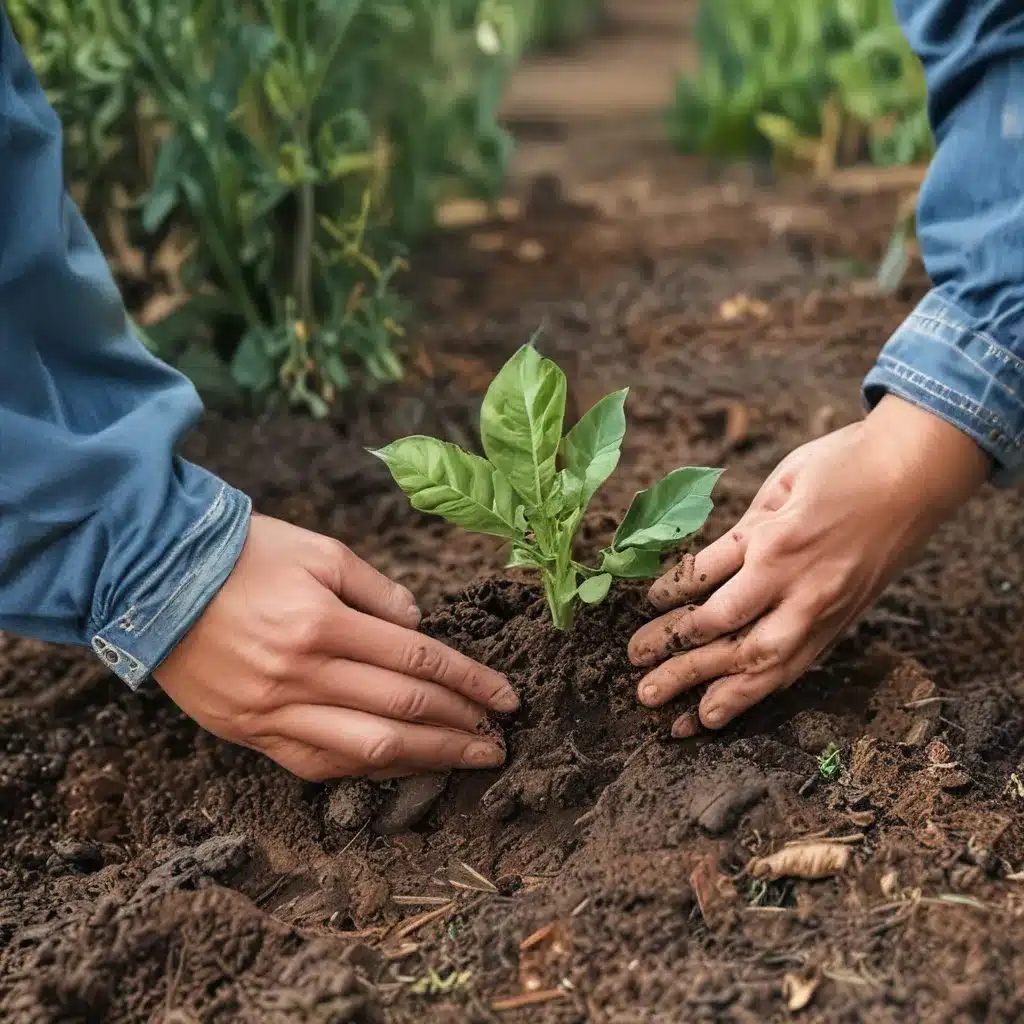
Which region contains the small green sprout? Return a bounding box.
[408,968,473,996]
[817,743,842,782]
[372,339,722,630]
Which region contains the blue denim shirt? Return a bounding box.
[863,1,1024,482]
[0,1,1022,687]
[0,7,250,687]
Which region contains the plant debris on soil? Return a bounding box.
[3,154,1024,1021]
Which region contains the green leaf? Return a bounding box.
[480,344,566,509]
[560,388,628,507]
[231,329,277,393]
[599,547,664,579]
[506,545,546,570]
[370,437,523,541]
[613,467,724,552]
[577,573,612,605]
[545,469,583,517]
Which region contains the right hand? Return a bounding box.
[155,515,518,781]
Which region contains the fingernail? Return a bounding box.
[672,714,698,739]
[494,686,519,713]
[404,603,422,628]
[702,705,724,728]
[640,683,659,706]
[465,742,504,767]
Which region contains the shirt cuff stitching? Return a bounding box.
[874,354,1023,449]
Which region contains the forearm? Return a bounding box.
[863,1,1024,483]
[0,9,250,686]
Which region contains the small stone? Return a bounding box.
[372,773,449,835]
[516,239,545,263]
[696,781,768,835]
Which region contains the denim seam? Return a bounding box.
[129,483,233,639]
[906,313,1024,398]
[86,482,228,642]
[909,306,1024,378]
[873,354,1023,450]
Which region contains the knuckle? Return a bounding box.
[714,595,747,634]
[285,612,323,655]
[361,733,401,769]
[736,638,782,674]
[403,640,446,679]
[387,684,431,721]
[323,537,354,565]
[261,648,296,685]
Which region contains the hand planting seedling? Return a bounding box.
[372,340,722,629]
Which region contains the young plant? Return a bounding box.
[817,743,842,782]
[371,341,722,630]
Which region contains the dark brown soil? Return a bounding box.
[3,109,1024,1024]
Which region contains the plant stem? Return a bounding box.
[294,175,316,329]
[543,570,576,632]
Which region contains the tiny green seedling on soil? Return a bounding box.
[817,743,842,782]
[372,340,722,630]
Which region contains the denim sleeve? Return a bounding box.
[863,1,1024,484]
[0,10,251,687]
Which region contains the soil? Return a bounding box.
[3,6,1024,1022]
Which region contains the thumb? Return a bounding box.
[313,538,421,629]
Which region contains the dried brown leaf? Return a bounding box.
[782,973,819,1012]
[749,843,851,881]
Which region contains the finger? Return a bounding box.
[629,571,773,668]
[259,737,361,782]
[696,609,823,728]
[671,710,701,740]
[648,524,750,611]
[272,704,507,774]
[314,659,486,734]
[321,540,422,629]
[637,635,742,707]
[698,671,783,730]
[324,607,519,713]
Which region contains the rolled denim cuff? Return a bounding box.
[88,477,252,688]
[863,291,1024,486]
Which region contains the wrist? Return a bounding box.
[864,394,990,517]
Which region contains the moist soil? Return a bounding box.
[3,147,1024,1024]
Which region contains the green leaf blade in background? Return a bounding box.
[613,467,724,552]
[560,387,628,507]
[480,343,567,509]
[370,436,523,541]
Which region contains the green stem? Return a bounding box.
[543,572,576,632]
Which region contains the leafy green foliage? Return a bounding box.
[372,341,722,630]
[523,0,606,51]
[12,0,532,414]
[817,742,842,781]
[669,0,931,170]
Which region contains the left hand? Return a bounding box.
[627,396,989,737]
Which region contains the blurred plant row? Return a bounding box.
[670,0,931,173]
[9,0,605,414]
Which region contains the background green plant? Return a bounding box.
[669,0,931,171]
[9,0,548,414]
[524,0,606,51]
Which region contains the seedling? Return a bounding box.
[817,743,842,782]
[372,341,722,630]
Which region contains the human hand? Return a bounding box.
[628,396,989,736]
[155,515,517,780]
